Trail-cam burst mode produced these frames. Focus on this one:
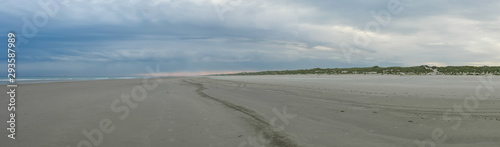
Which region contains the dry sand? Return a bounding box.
[1,75,500,147]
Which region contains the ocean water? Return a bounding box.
[0,76,144,84]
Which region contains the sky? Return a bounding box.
[1,0,499,76]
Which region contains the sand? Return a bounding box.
[1,75,499,147]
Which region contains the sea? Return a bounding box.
[0,76,145,84]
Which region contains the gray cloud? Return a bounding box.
[1,0,499,76]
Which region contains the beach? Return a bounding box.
[1,75,500,147]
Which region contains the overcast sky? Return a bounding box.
[1,0,499,76]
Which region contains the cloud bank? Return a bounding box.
[1,0,499,76]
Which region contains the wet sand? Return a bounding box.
[1,75,499,146]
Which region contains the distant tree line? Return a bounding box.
[217,65,500,76]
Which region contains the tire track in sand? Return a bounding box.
[183,79,299,147]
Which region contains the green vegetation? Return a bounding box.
[219,65,500,76]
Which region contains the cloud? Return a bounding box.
[0,0,499,76]
[313,46,334,51]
